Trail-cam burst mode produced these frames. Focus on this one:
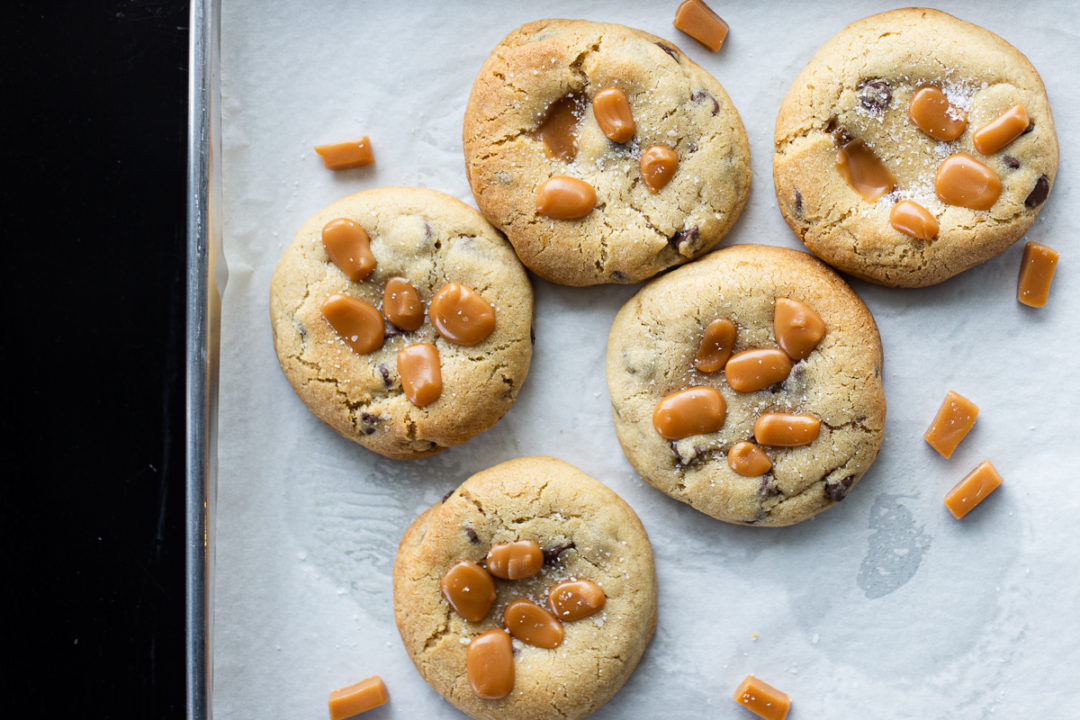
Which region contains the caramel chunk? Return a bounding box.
[592,87,635,143]
[934,153,1001,210]
[973,103,1030,155]
[773,298,825,361]
[673,0,729,52]
[321,294,384,355]
[652,386,726,440]
[322,218,376,282]
[693,317,736,373]
[503,599,564,649]
[328,676,388,720]
[725,349,793,393]
[733,675,791,720]
[836,139,895,202]
[549,579,606,621]
[753,413,820,447]
[440,560,496,622]
[314,136,374,171]
[536,176,597,219]
[640,145,679,193]
[924,390,978,459]
[382,277,423,331]
[485,540,543,580]
[1017,241,1059,308]
[467,629,514,700]
[428,283,495,346]
[396,343,442,407]
[536,94,583,163]
[944,460,1002,519]
[728,442,772,477]
[889,200,939,241]
[908,86,967,141]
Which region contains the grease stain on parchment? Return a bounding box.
[857,493,932,599]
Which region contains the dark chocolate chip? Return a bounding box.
[824,116,838,134]
[543,542,575,564]
[360,412,378,435]
[377,363,392,388]
[825,475,856,501]
[757,475,781,497]
[691,89,720,116]
[612,270,628,280]
[1025,175,1050,208]
[441,489,454,503]
[857,79,892,112]
[464,526,480,544]
[670,225,700,252]
[794,189,803,218]
[1022,120,1035,135]
[1002,155,1020,169]
[656,42,679,61]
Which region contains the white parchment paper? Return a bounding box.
[215,2,1080,717]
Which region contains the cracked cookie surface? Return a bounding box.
[393,456,657,720]
[269,187,533,460]
[773,7,1058,287]
[606,244,886,527]
[463,18,750,286]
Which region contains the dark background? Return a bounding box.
[8,1,188,717]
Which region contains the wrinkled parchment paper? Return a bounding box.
[215,2,1080,717]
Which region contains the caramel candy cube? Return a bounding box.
[673,0,729,52]
[945,460,1002,519]
[314,137,374,171]
[924,390,978,459]
[328,676,388,719]
[733,675,790,720]
[1017,241,1059,308]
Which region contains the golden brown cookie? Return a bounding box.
[270,187,533,460]
[393,456,657,720]
[463,18,751,286]
[774,7,1058,287]
[606,244,886,526]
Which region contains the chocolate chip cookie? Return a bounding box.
[774,7,1058,287]
[463,18,751,286]
[606,244,886,526]
[393,456,657,720]
[270,187,533,460]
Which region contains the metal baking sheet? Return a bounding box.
[197,1,1080,718]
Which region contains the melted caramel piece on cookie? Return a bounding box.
[549,579,606,621]
[908,86,967,141]
[728,441,772,477]
[733,675,791,720]
[673,0,729,52]
[924,390,978,459]
[640,145,679,192]
[396,343,442,407]
[503,599,564,649]
[973,103,1029,155]
[428,283,495,345]
[328,677,388,720]
[536,176,597,219]
[321,294,384,355]
[441,560,496,622]
[889,200,939,241]
[836,139,895,202]
[485,540,543,580]
[693,317,736,373]
[322,218,376,282]
[536,94,583,162]
[382,276,423,331]
[935,154,1001,210]
[725,349,793,393]
[467,630,514,700]
[593,87,635,143]
[753,413,820,447]
[773,298,825,361]
[314,136,374,171]
[1017,241,1059,308]
[652,386,726,439]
